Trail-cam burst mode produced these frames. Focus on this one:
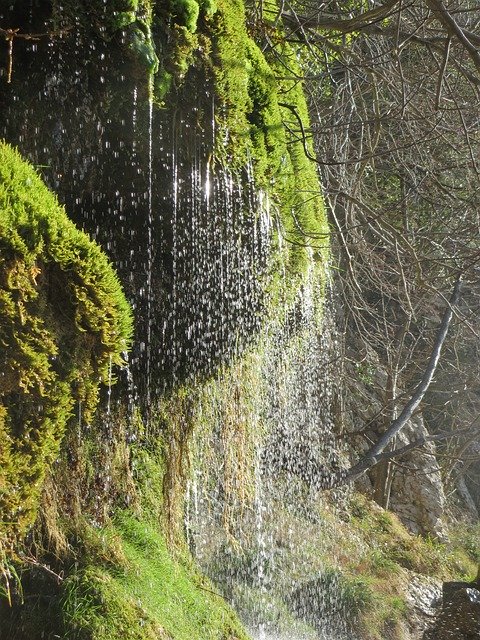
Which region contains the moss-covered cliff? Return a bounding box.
[0,0,478,635]
[0,0,330,637]
[0,141,132,554]
[0,145,252,639]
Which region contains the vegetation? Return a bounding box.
[208,0,328,278]
[204,489,479,640]
[0,0,328,633]
[0,142,132,555]
[1,0,479,638]
[0,443,249,640]
[63,513,248,640]
[49,0,329,283]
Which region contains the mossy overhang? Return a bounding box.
[0,141,133,551]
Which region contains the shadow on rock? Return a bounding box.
[424,568,480,640]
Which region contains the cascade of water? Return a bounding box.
[252,452,272,640]
[0,13,351,634]
[187,279,352,640]
[145,77,154,411]
[151,99,273,387]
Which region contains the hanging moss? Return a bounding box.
[0,142,133,553]
[0,1,328,635]
[204,0,328,283]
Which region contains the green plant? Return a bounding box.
[171,0,200,31]
[0,142,132,552]
[58,512,251,640]
[356,361,375,384]
[450,521,480,565]
[0,556,23,607]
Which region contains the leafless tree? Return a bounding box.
[253,0,480,500]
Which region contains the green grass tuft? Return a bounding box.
[59,512,250,640]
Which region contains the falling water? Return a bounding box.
[146,77,154,410]
[0,7,354,637]
[186,270,354,640]
[106,354,113,418]
[252,454,271,640]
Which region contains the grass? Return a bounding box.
[0,437,252,640]
[60,513,250,640]
[347,493,478,580]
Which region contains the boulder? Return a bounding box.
[424,575,480,639]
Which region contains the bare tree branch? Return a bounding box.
[326,276,464,487]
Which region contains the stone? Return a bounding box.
[424,577,480,640]
[404,573,442,638]
[388,415,448,540]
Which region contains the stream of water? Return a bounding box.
[0,14,350,636]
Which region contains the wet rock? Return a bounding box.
[423,576,480,639]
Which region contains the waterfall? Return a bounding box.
[0,6,347,637]
[186,275,355,640]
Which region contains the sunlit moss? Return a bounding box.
[49,0,328,285]
[0,142,132,552]
[1,0,329,636]
[171,0,200,31]
[203,0,328,284]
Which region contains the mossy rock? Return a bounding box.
[171,0,201,32]
[205,0,328,283]
[0,142,132,552]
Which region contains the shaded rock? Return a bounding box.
[389,416,448,540]
[341,348,448,539]
[424,576,480,640]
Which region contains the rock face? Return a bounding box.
[464,459,480,514]
[342,353,448,538]
[424,575,480,640]
[388,416,448,540]
[404,574,442,639]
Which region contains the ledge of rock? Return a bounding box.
[424,571,480,640]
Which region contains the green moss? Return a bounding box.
[0,142,132,552]
[154,70,173,101]
[151,0,216,102]
[125,21,160,73]
[168,25,199,78]
[111,10,137,30]
[257,38,328,278]
[114,0,139,10]
[48,0,328,291]
[200,0,217,18]
[171,0,200,32]
[205,0,328,286]
[60,513,250,640]
[1,1,330,635]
